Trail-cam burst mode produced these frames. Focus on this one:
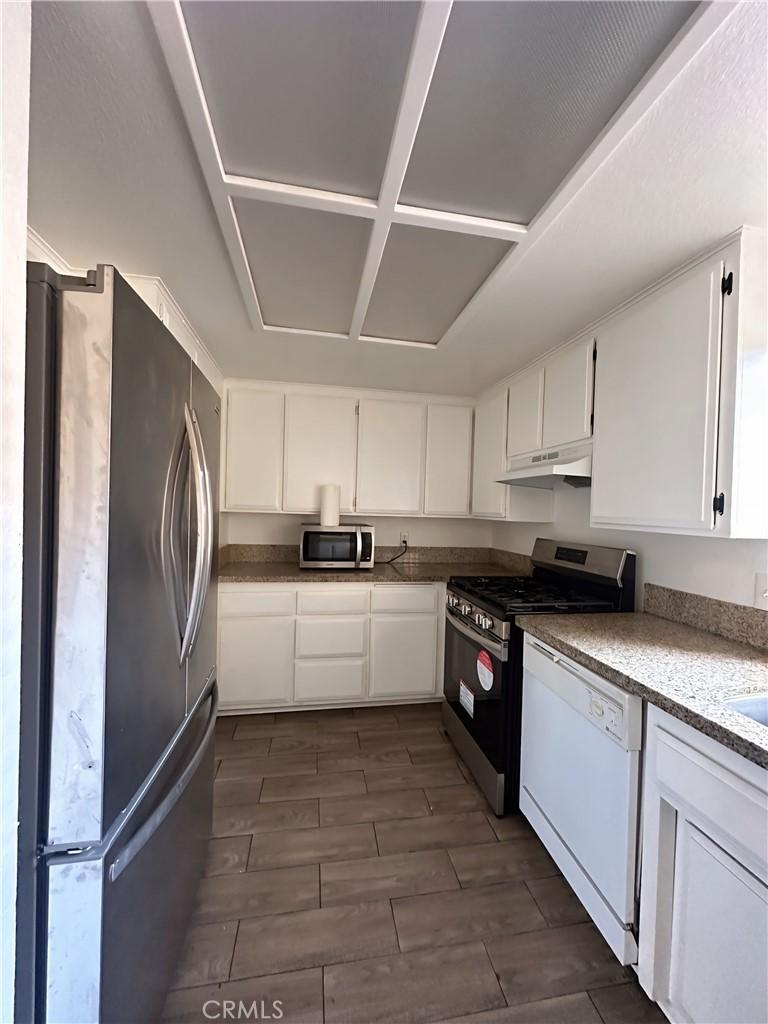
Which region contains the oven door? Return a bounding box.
[300,528,359,568]
[443,609,511,772]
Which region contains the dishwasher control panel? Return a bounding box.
[587,688,625,741]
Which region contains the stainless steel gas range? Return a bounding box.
[442,538,636,815]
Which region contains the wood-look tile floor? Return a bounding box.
[164,704,665,1024]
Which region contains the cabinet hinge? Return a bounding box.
[713,492,726,516]
[721,272,733,296]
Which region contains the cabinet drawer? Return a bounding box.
[219,588,296,618]
[294,659,366,701]
[295,616,367,658]
[296,588,370,616]
[371,585,437,614]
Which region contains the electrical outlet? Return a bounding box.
[400,531,409,546]
[754,572,768,610]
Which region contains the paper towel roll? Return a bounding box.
[319,484,341,527]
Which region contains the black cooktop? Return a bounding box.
[449,575,616,616]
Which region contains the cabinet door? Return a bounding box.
[356,399,426,514]
[370,614,437,697]
[471,389,508,519]
[591,256,723,532]
[218,616,294,708]
[283,394,358,513]
[507,367,544,457]
[424,405,472,516]
[542,337,594,449]
[224,389,284,510]
[668,820,768,1024]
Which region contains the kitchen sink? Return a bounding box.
[725,694,768,727]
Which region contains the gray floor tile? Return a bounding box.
[320,788,431,827]
[425,785,489,814]
[163,967,323,1023]
[432,992,603,1023]
[408,746,460,766]
[360,727,449,752]
[486,922,628,1006]
[392,881,548,952]
[170,920,237,989]
[364,764,465,792]
[394,703,444,725]
[269,732,361,755]
[233,717,326,740]
[204,835,251,876]
[212,777,263,807]
[248,822,377,870]
[327,710,400,731]
[213,799,319,837]
[214,718,236,740]
[526,876,590,927]
[376,811,496,855]
[588,983,667,1023]
[487,813,535,842]
[261,771,366,803]
[193,864,319,924]
[213,737,271,758]
[216,753,317,781]
[321,849,459,906]
[318,747,411,773]
[231,900,397,978]
[324,940,505,1024]
[449,838,559,887]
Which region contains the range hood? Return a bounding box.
[497,442,592,488]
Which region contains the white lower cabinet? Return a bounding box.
[218,582,444,710]
[638,706,768,1024]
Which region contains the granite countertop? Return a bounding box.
[517,612,768,768]
[218,561,513,584]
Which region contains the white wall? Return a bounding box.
[1,2,31,1017]
[492,485,768,608]
[221,512,493,549]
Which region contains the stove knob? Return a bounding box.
[474,612,484,627]
[482,615,493,630]
[447,595,459,608]
[459,603,472,616]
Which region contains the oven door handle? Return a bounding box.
[446,609,508,661]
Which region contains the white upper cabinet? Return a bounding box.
[425,404,473,516]
[506,366,544,458]
[283,394,358,513]
[223,388,284,510]
[472,389,509,519]
[591,230,767,537]
[356,399,426,514]
[542,336,595,449]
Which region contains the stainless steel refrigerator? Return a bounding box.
[17,263,220,1023]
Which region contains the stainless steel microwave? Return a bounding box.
[299,524,375,569]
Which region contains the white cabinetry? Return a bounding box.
[356,399,426,514]
[591,230,767,537]
[223,388,284,510]
[283,394,358,513]
[370,585,439,698]
[639,706,768,1023]
[542,336,594,449]
[506,367,544,458]
[217,588,296,710]
[424,404,473,516]
[472,389,509,519]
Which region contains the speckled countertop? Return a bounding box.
[219,561,513,584]
[518,612,768,768]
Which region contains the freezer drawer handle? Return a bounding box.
[108,683,218,884]
[446,609,508,661]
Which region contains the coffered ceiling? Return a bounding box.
[149,0,696,348]
[27,1,767,394]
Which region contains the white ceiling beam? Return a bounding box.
[263,323,349,341]
[438,0,739,348]
[347,1,453,341]
[360,334,438,350]
[224,174,378,219]
[148,0,264,331]
[393,203,528,241]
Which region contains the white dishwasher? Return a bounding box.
[520,634,643,964]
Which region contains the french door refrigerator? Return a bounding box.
[17,263,220,1023]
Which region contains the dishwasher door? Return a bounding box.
[520,636,642,964]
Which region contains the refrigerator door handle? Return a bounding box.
[185,409,214,659]
[163,428,188,651]
[180,405,208,664]
[108,682,218,884]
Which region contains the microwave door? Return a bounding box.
[301,530,357,567]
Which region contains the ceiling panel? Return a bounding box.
[400,1,698,223]
[234,198,370,333]
[363,225,512,344]
[181,0,419,198]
